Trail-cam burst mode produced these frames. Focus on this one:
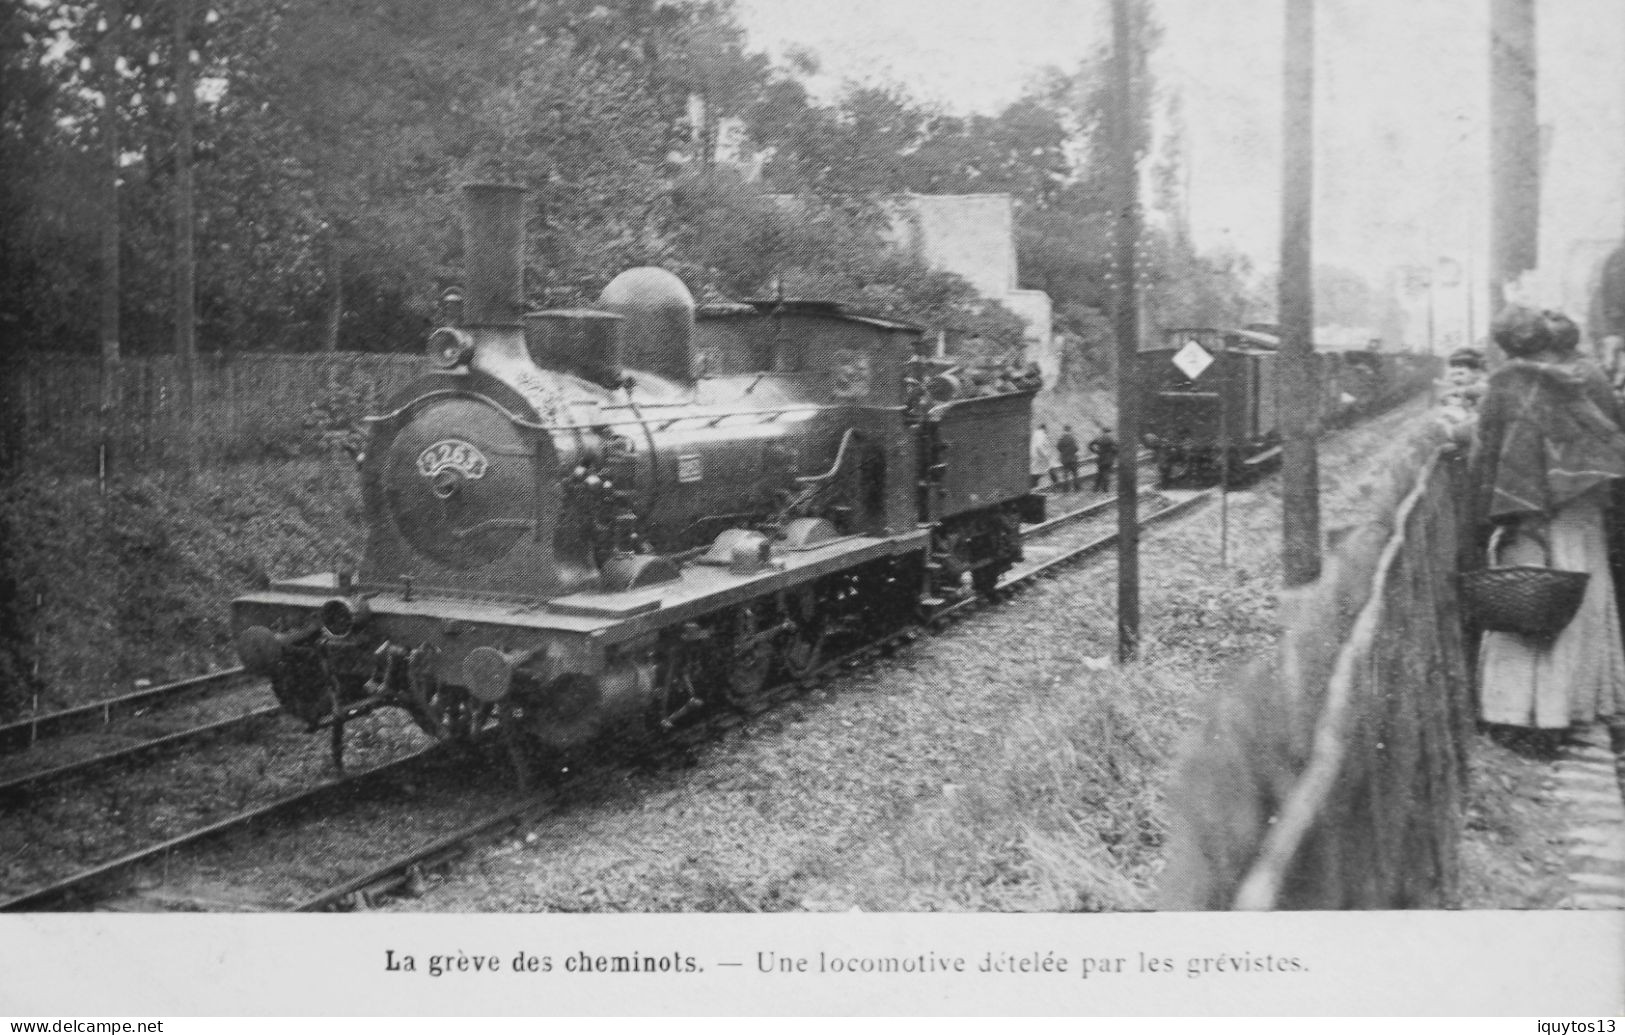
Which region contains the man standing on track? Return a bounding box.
[1030,422,1058,490]
[1056,425,1081,492]
[1088,425,1118,493]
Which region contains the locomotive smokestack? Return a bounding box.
[462,183,526,327]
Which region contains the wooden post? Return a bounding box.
[174,0,197,475]
[1111,0,1141,661]
[1489,0,1538,313]
[1280,0,1320,588]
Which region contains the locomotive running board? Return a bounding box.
[541,529,929,627]
[544,596,664,619]
[237,530,929,647]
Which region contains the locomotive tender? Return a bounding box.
[1140,327,1438,485]
[231,184,1043,761]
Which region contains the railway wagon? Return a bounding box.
[230,184,1043,768]
[922,390,1044,596]
[1138,327,1281,485]
[1140,328,1439,487]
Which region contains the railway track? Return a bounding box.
[0,473,1131,806]
[0,705,282,803]
[291,607,973,913]
[313,402,1423,909]
[1,601,935,913]
[288,483,1215,913]
[0,741,446,912]
[0,669,279,805]
[0,474,1209,914]
[0,667,249,755]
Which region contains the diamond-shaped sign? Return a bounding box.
[1172,339,1215,380]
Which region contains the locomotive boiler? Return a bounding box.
[231,184,1043,766]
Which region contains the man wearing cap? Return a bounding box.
[1088,425,1118,493]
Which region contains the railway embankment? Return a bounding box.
[0,458,362,717]
[1160,415,1475,908]
[1158,409,1625,910]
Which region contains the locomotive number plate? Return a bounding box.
[417,439,489,480]
[677,454,703,483]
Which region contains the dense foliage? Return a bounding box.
[2,0,1268,374]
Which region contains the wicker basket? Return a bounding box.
[1460,527,1589,637]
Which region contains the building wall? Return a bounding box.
[1005,289,1056,374]
[890,194,1019,300]
[885,193,1056,373]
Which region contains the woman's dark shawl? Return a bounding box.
[1471,357,1625,521]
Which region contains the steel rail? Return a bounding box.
[1024,495,1120,538]
[1032,454,1155,500]
[0,741,446,912]
[289,618,928,913]
[291,494,1216,913]
[0,667,250,756]
[0,480,1167,911]
[11,409,1377,913]
[914,489,1215,627]
[292,805,535,912]
[0,704,283,804]
[1013,490,1215,585]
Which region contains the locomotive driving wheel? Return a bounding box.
[781,587,828,680]
[721,604,774,708]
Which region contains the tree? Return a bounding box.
[1,2,110,354]
[2,0,1227,376]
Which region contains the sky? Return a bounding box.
[732,0,1104,112]
[733,0,1625,332]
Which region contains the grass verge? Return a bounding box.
[0,458,362,717]
[806,399,1562,910]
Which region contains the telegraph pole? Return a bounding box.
[1279,0,1320,587]
[1111,0,1141,660]
[98,0,123,491]
[1489,0,1538,314]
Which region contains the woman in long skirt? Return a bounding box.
[1473,308,1625,743]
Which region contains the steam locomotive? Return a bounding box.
[231,185,1043,765]
[1139,327,1438,486]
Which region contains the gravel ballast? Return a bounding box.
[398,400,1453,912]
